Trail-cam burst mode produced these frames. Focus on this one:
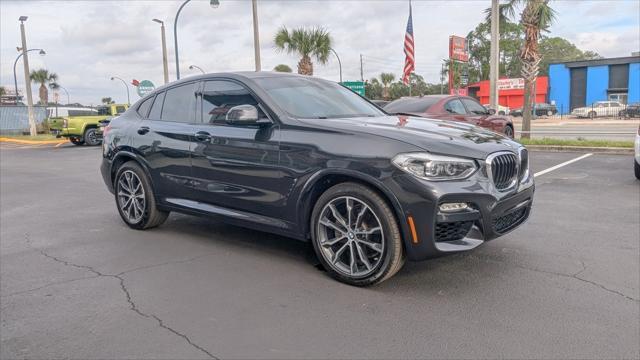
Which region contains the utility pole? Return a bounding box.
[360,54,364,82]
[153,19,169,84]
[440,62,445,94]
[252,0,261,71]
[489,0,500,110]
[19,16,36,136]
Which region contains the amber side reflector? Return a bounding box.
[407,216,419,244]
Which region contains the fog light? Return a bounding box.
[439,202,469,212]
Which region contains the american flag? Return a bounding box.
[402,1,415,85]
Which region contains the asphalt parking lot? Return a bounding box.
[1,145,638,359]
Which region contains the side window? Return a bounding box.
[148,92,166,120]
[444,99,466,115]
[201,80,263,124]
[115,105,126,114]
[137,97,154,118]
[461,98,488,115]
[161,83,197,123]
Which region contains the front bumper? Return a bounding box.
[385,172,535,261]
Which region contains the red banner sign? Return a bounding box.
[449,35,469,62]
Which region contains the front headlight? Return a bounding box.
[392,153,478,181]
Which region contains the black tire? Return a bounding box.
[503,125,514,139]
[84,128,100,146]
[546,110,553,116]
[114,161,169,230]
[70,137,84,146]
[310,182,405,286]
[588,111,596,119]
[635,160,640,180]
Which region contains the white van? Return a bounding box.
[46,107,98,118]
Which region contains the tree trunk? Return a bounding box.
[521,78,533,139]
[39,84,48,105]
[382,86,389,100]
[297,55,313,75]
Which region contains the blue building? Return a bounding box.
[548,56,640,114]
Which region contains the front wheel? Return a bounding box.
[546,110,553,116]
[311,183,405,286]
[115,161,169,230]
[84,128,100,146]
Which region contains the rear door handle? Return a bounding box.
[194,131,211,142]
[137,126,150,135]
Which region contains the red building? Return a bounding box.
[467,76,548,109]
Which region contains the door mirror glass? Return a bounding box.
[226,104,260,125]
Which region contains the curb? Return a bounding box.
[0,137,68,145]
[526,145,634,155]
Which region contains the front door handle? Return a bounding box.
[194,131,211,142]
[137,126,150,135]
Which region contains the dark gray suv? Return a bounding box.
[100,72,534,286]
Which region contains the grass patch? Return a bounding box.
[0,134,60,141]
[518,137,634,148]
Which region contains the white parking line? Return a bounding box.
[534,153,593,178]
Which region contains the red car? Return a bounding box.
[384,95,515,138]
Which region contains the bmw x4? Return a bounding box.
[101,72,534,286]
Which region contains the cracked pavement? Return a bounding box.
[1,146,638,359]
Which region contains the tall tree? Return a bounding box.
[274,26,332,75]
[537,37,600,75]
[29,69,58,105]
[380,73,395,100]
[503,0,555,138]
[273,64,293,73]
[48,82,60,104]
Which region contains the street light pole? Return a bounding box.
[251,0,261,71]
[174,0,219,80]
[153,19,169,84]
[19,16,37,136]
[58,85,70,105]
[110,76,130,105]
[188,65,205,74]
[489,0,500,110]
[329,47,342,82]
[13,48,45,105]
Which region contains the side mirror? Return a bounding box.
[225,104,269,126]
[487,108,496,115]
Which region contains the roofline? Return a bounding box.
[550,56,640,68]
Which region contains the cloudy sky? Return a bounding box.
[1,0,639,105]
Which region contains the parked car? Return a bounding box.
[49,103,128,145]
[101,72,534,286]
[635,126,640,180]
[509,103,557,117]
[482,103,510,115]
[572,101,626,118]
[384,95,515,138]
[620,103,640,118]
[370,99,389,108]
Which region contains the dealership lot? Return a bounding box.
[1,146,638,359]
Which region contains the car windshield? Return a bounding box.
[254,76,384,119]
[385,97,440,114]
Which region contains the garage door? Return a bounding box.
[570,67,587,110]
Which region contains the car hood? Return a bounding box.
[300,115,522,159]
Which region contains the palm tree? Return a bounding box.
[49,82,60,104]
[274,26,332,75]
[503,0,555,138]
[29,69,58,105]
[380,73,395,100]
[273,64,292,73]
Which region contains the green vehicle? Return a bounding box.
[49,104,128,146]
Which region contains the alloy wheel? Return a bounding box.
[317,196,385,278]
[117,170,146,224]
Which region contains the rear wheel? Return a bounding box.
[115,161,169,230]
[311,182,405,286]
[503,125,514,138]
[84,128,100,146]
[546,110,553,116]
[70,137,84,146]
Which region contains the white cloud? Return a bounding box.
[1,0,638,105]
